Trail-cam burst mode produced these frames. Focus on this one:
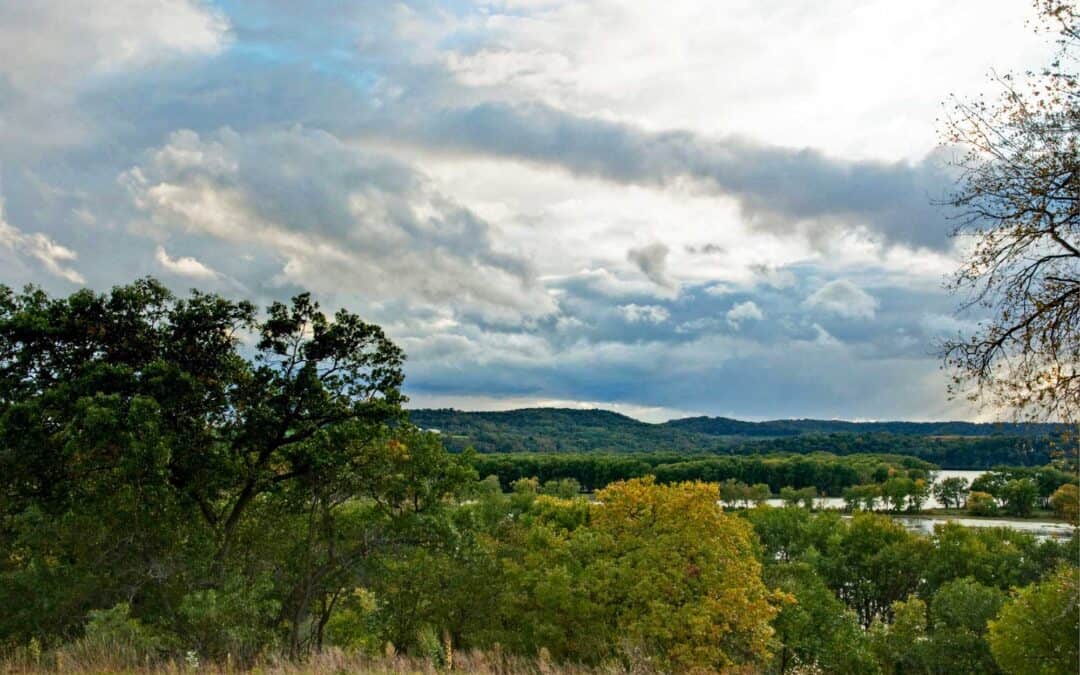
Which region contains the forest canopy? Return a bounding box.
[411,407,1064,468]
[0,280,1076,674]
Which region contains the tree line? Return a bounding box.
[469,452,1079,519]
[416,407,1063,468]
[468,451,935,495]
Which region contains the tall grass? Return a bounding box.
[0,644,681,674]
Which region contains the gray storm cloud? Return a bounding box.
[627,242,674,289]
[388,102,955,249]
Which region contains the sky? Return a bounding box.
[0,0,1057,422]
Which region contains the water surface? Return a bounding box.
[731,469,1076,540]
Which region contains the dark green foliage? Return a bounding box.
[999,479,1040,517]
[765,563,877,674]
[934,476,971,509]
[742,506,1075,674]
[667,415,1059,438]
[923,578,1005,674]
[971,466,1077,508]
[744,433,1057,469]
[413,407,713,452]
[2,280,1077,673]
[921,523,1076,595]
[469,451,934,495]
[0,280,471,660]
[989,566,1080,675]
[411,408,1063,467]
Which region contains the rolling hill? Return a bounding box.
[407,407,1064,468]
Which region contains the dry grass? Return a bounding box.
[0,646,673,675]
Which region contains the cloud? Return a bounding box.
[686,243,722,255]
[0,0,230,151]
[391,102,955,249]
[0,199,84,284]
[749,264,797,289]
[123,127,555,321]
[0,0,229,86]
[155,245,218,279]
[0,0,1011,421]
[547,268,675,300]
[619,303,670,324]
[627,242,675,289]
[810,323,842,347]
[920,312,979,338]
[805,279,879,319]
[401,315,968,421]
[429,0,1048,163]
[703,283,734,297]
[726,300,764,328]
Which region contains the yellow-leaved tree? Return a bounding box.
[587,478,783,672]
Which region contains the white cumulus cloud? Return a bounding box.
[805,279,879,319]
[726,300,764,328]
[0,199,84,284]
[620,303,670,324]
[155,245,218,279]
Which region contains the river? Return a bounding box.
[743,469,1076,540]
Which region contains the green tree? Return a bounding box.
[749,482,772,505]
[779,486,802,507]
[540,477,582,498]
[0,279,474,660]
[479,495,606,662]
[0,280,404,556]
[743,506,844,566]
[796,486,818,509]
[1000,478,1039,517]
[719,478,752,507]
[843,484,881,511]
[271,426,474,656]
[882,477,914,512]
[909,478,932,512]
[925,577,1006,674]
[988,566,1080,675]
[821,512,930,627]
[933,476,970,509]
[869,596,930,675]
[766,563,878,674]
[923,522,1074,594]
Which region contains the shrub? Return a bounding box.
[1049,484,1079,524]
[178,576,280,664]
[967,491,998,516]
[46,603,171,671]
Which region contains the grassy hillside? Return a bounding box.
[408,408,1063,468]
[409,407,727,453]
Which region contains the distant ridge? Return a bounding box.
[663,415,1054,438]
[411,407,1056,438]
[407,407,1062,467]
